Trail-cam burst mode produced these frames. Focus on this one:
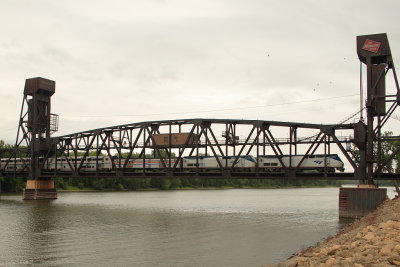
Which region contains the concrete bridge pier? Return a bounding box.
[339,185,387,219]
[23,179,57,200]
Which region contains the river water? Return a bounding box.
[0,188,396,266]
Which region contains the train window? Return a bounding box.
[271,163,278,166]
[264,163,271,166]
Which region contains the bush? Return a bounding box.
[161,179,171,190]
[170,178,181,189]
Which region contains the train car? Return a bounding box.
[183,155,256,170]
[0,158,30,172]
[44,156,113,172]
[116,158,179,169]
[258,154,344,172]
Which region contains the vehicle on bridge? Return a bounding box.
[0,154,344,173]
[0,158,30,172]
[44,156,113,172]
[183,155,256,171]
[115,158,179,169]
[258,154,344,172]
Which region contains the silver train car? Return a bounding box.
[0,158,31,172]
[183,155,256,169]
[115,158,179,169]
[44,156,112,172]
[258,154,344,172]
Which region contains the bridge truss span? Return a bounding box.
[24,118,362,180]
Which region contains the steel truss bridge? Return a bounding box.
[0,33,400,184]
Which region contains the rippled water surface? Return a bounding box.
[1,188,393,266]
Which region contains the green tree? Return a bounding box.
[349,131,399,174]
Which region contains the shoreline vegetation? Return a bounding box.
[0,176,344,192]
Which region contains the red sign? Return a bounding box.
[362,39,381,53]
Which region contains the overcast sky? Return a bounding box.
[1,0,399,144]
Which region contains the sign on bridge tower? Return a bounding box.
[15,77,58,199]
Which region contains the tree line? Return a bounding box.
[1,176,342,192]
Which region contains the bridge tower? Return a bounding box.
[339,33,400,218]
[356,33,394,185]
[15,77,58,199]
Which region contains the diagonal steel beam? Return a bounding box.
[208,127,225,157]
[123,128,143,170]
[330,134,358,170]
[231,126,256,168]
[201,124,223,169]
[145,127,168,170]
[266,128,284,155]
[296,132,323,168]
[262,129,286,168]
[173,124,197,169]
[77,135,97,172]
[245,128,262,156]
[375,102,397,135]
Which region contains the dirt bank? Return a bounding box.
[267,197,400,267]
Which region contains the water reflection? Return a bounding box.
[18,200,62,265]
[0,188,360,266]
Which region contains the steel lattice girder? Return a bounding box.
[35,119,360,178]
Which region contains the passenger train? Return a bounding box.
[0,154,344,173]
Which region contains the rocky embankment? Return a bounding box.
[268,197,400,267]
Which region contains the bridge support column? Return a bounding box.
[23,179,57,200]
[339,185,387,219]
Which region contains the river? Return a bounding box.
[0,188,396,266]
